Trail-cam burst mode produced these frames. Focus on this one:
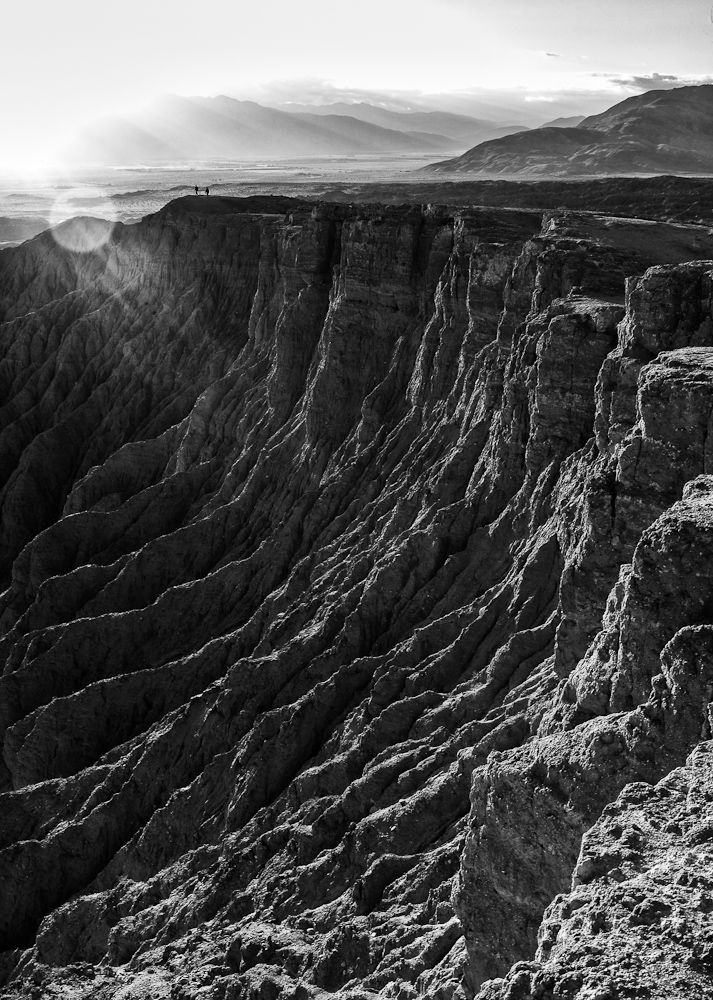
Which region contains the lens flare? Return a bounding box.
[49,187,118,253]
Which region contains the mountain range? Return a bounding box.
[271,101,529,146]
[427,85,713,175]
[60,87,713,173]
[61,94,529,165]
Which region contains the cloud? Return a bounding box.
[223,77,646,126]
[229,78,429,112]
[601,72,713,91]
[228,79,572,122]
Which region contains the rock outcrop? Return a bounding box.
[1,197,713,999]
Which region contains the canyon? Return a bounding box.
[1,195,713,999]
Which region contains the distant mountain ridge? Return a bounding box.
[272,101,529,146]
[541,115,586,128]
[427,85,713,176]
[61,94,492,165]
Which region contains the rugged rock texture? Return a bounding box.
[427,84,713,176]
[2,197,713,999]
[481,732,713,1000]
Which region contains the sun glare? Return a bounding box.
[49,187,118,253]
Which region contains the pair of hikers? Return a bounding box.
[194,185,210,196]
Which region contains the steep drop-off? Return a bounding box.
[2,197,713,999]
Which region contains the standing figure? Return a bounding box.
[194,185,199,195]
[205,187,210,196]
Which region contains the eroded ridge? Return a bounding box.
[1,198,713,999]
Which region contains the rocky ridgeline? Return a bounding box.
[1,196,713,999]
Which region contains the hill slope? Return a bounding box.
[427,84,713,175]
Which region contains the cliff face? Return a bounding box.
[1,197,713,1000]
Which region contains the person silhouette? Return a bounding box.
[194,185,199,195]
[205,187,210,196]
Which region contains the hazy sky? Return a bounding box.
[3,0,712,169]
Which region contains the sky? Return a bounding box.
[2,0,712,170]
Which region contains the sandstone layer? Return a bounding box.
[1,198,713,999]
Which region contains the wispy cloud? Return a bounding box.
[598,72,713,91]
[232,79,428,112]
[228,78,616,122]
[226,76,691,127]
